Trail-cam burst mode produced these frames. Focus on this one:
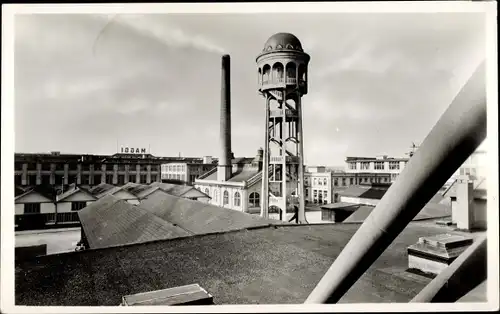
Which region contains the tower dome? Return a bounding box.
[262,33,303,52]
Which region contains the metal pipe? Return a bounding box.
[411,235,487,303]
[305,60,486,304]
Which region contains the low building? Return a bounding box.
[345,155,409,182]
[304,166,391,205]
[194,150,264,215]
[15,186,57,229]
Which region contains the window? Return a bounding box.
[106,174,113,184]
[323,178,327,186]
[313,178,318,185]
[205,188,210,196]
[94,175,102,185]
[249,192,260,207]
[223,191,229,205]
[71,202,87,211]
[234,192,241,207]
[374,162,384,170]
[214,190,219,203]
[118,175,125,185]
[81,175,89,185]
[333,178,338,186]
[140,174,147,183]
[318,178,322,186]
[323,191,328,204]
[24,203,41,214]
[313,190,318,203]
[28,175,37,185]
[361,162,370,170]
[350,178,354,185]
[305,189,309,198]
[151,174,158,182]
[349,162,357,170]
[389,161,400,170]
[342,178,346,186]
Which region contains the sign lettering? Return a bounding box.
[121,147,148,154]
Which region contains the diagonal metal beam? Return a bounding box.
[305,60,487,304]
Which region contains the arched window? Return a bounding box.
[223,190,229,205]
[234,192,241,207]
[286,62,296,82]
[272,62,284,83]
[205,188,209,196]
[298,64,306,82]
[323,178,327,186]
[263,64,271,84]
[249,192,260,207]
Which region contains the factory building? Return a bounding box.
[345,155,409,182]
[304,166,391,204]
[161,156,217,185]
[14,151,165,188]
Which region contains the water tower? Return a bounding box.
[256,33,310,223]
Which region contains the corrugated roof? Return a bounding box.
[87,183,120,198]
[77,195,190,249]
[15,223,483,305]
[14,185,57,202]
[56,185,97,202]
[139,192,283,235]
[120,182,159,199]
[149,182,209,198]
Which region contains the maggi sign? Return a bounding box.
[121,147,147,154]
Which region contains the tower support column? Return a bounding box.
[261,94,270,219]
[297,96,307,223]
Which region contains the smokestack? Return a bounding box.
[218,54,232,182]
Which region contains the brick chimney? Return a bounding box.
[217,55,232,182]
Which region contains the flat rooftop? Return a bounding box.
[15,222,485,305]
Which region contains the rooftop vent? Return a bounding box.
[121,284,214,306]
[407,234,473,276]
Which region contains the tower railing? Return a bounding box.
[305,60,487,304]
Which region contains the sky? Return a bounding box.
[14,12,487,166]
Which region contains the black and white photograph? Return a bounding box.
[1,2,498,312]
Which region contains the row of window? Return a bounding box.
[163,173,186,181]
[15,174,159,186]
[23,201,87,214]
[348,161,404,171]
[162,164,186,172]
[203,189,261,208]
[15,163,159,172]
